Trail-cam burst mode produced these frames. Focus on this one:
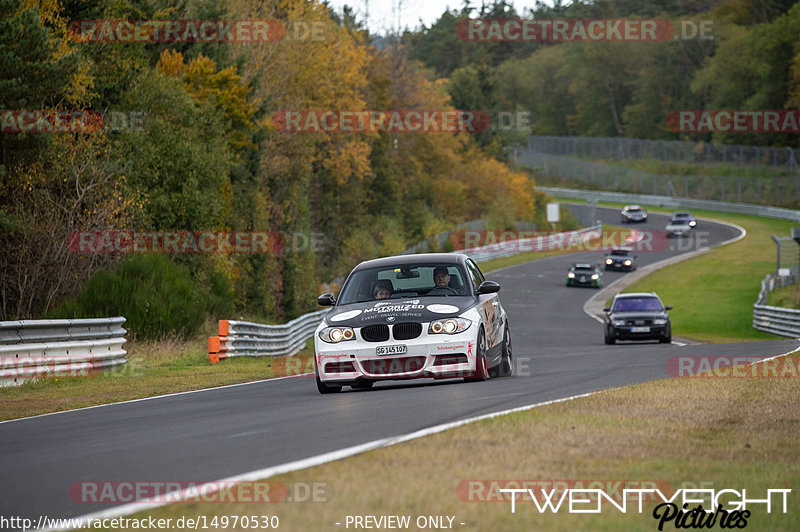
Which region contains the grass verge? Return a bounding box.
[555,198,796,343]
[128,353,800,531]
[767,283,800,309]
[0,335,314,421]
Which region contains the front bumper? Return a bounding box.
[666,230,691,237]
[315,330,478,384]
[604,261,634,271]
[567,277,599,287]
[608,325,669,340]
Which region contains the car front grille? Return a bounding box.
[624,319,653,326]
[360,324,390,342]
[363,356,426,375]
[392,322,422,340]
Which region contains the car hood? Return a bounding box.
[325,296,476,327]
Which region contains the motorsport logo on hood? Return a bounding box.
[325,297,475,327]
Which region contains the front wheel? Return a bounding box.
[465,328,489,382]
[604,331,615,345]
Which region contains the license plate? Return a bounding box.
[579,276,586,282]
[630,327,650,333]
[377,344,407,355]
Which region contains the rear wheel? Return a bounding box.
[316,364,342,394]
[465,328,489,382]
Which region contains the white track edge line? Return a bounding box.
[0,372,313,425]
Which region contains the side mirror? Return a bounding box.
[317,293,336,306]
[603,307,611,313]
[665,305,673,310]
[477,280,501,295]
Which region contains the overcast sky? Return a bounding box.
[325,1,546,34]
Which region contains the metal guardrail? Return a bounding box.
[0,317,128,386]
[753,274,800,337]
[208,310,328,363]
[538,187,800,222]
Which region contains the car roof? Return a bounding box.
[614,292,660,299]
[572,263,595,268]
[608,247,633,253]
[624,205,642,209]
[354,252,466,271]
[673,212,691,216]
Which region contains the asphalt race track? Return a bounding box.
[1,206,797,524]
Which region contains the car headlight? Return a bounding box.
[642,213,647,218]
[612,320,626,327]
[653,319,667,325]
[689,221,696,227]
[591,274,599,279]
[319,326,355,343]
[624,214,631,218]
[429,318,471,335]
[605,258,613,265]
[568,272,575,278]
[624,259,632,266]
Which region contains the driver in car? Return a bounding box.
[372,280,393,300]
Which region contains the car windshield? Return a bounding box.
[610,250,631,256]
[613,297,663,312]
[337,263,470,304]
[627,207,641,212]
[674,213,690,218]
[574,267,594,273]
